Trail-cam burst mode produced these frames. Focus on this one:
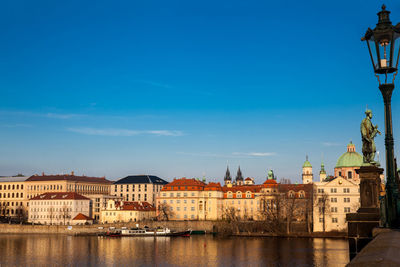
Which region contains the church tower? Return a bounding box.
[224,166,232,186]
[235,166,244,185]
[302,155,313,184]
[319,161,327,182]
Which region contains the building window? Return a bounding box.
[338,171,342,177]
[177,200,180,204]
[191,192,195,196]
[344,207,351,213]
[348,171,352,179]
[162,193,166,197]
[317,188,324,193]
[330,188,337,193]
[344,197,350,203]
[331,207,337,213]
[184,200,187,204]
[191,200,195,204]
[145,184,147,191]
[331,198,337,203]
[343,188,350,193]
[170,193,174,197]
[191,207,195,211]
[332,218,338,223]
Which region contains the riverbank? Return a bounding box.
[0,221,347,238]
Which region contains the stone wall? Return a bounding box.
[0,221,216,235]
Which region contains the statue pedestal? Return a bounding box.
[346,166,383,260]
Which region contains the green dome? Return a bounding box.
[335,142,363,168]
[335,151,363,168]
[303,157,312,168]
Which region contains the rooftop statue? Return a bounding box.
[361,109,381,165]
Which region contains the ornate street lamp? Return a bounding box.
[362,5,400,227]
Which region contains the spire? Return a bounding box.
[320,161,326,174]
[224,166,231,181]
[236,166,243,181]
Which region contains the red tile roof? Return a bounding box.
[204,182,222,191]
[263,179,278,185]
[30,192,90,201]
[26,174,112,184]
[222,185,263,193]
[245,177,253,181]
[115,201,155,211]
[161,178,206,191]
[72,213,93,220]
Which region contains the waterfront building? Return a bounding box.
[25,172,112,221]
[0,175,28,220]
[100,199,155,223]
[72,213,94,225]
[111,175,168,206]
[25,172,111,198]
[313,177,359,232]
[28,192,91,225]
[334,142,363,183]
[158,178,222,220]
[157,171,313,222]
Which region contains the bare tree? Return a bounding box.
[222,207,239,222]
[62,205,70,225]
[157,202,175,221]
[258,192,285,233]
[314,191,330,233]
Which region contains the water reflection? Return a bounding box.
[0,235,349,266]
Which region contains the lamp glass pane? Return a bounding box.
[367,38,378,71]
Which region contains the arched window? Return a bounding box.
[288,190,295,198]
[236,191,242,198]
[299,190,305,198]
[348,171,353,179]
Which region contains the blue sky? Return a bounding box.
[1,0,400,183]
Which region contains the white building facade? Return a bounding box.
[29,192,91,225]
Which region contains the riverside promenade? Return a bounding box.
[347,229,400,266]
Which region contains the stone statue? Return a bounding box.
[361,109,381,165]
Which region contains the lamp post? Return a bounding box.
[362,5,400,227]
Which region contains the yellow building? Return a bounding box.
[100,199,155,223]
[313,177,360,232]
[0,175,28,221]
[157,177,288,221]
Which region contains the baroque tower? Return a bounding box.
[319,161,327,182]
[302,155,313,184]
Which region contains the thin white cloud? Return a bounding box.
[322,142,341,147]
[177,151,276,158]
[1,123,32,128]
[232,152,276,157]
[0,110,84,120]
[136,80,172,89]
[45,113,82,119]
[67,127,183,137]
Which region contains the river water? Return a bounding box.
[0,234,349,267]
